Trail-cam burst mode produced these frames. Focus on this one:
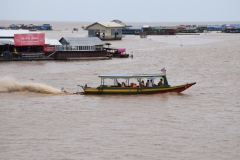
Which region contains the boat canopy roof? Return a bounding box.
[99,74,165,79]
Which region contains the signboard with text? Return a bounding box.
[14,33,45,46]
[43,46,55,52]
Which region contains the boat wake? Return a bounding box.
[0,77,63,94]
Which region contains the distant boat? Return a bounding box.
[82,25,87,30]
[105,47,129,58]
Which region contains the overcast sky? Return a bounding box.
[0,0,239,22]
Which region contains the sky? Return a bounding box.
[0,0,239,22]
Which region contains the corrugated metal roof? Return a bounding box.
[0,38,14,45]
[87,22,123,29]
[60,37,106,46]
[0,30,40,38]
[142,25,150,28]
[151,26,177,30]
[125,26,142,30]
[230,24,240,27]
[45,38,61,46]
[97,22,123,27]
[208,25,222,27]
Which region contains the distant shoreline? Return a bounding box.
[1,20,240,26]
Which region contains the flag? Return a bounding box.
[161,68,166,72]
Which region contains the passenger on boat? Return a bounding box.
[149,79,153,87]
[139,80,145,87]
[116,79,121,87]
[158,79,163,86]
[146,80,149,87]
[121,82,126,87]
[131,83,137,87]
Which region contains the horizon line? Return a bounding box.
[1,19,240,23]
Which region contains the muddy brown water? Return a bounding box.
[0,21,240,160]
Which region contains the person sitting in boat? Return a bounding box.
[121,82,126,87]
[149,79,153,87]
[139,80,145,87]
[158,79,163,86]
[116,79,121,87]
[146,80,150,87]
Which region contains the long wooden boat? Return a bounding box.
[80,73,196,95]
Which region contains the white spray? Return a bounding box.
[0,77,62,94]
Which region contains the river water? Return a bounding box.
[0,21,240,160]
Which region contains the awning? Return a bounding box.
[0,39,14,45]
[45,38,62,45]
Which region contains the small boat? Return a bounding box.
[80,71,196,94]
[105,47,129,58]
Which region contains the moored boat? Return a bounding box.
[105,47,129,58]
[80,71,196,94]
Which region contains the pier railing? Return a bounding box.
[55,46,74,51]
[22,53,45,59]
[55,46,96,51]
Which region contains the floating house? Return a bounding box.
[184,25,198,33]
[9,24,19,29]
[0,30,61,59]
[22,24,38,29]
[222,24,240,33]
[207,25,223,31]
[38,24,52,30]
[6,23,52,30]
[86,22,124,40]
[122,26,142,35]
[58,37,106,51]
[45,37,109,60]
[148,26,177,35]
[176,25,186,32]
[142,25,151,32]
[196,25,208,32]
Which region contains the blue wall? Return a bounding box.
[38,25,52,30]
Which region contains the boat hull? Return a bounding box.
[82,82,196,94]
[113,54,129,58]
